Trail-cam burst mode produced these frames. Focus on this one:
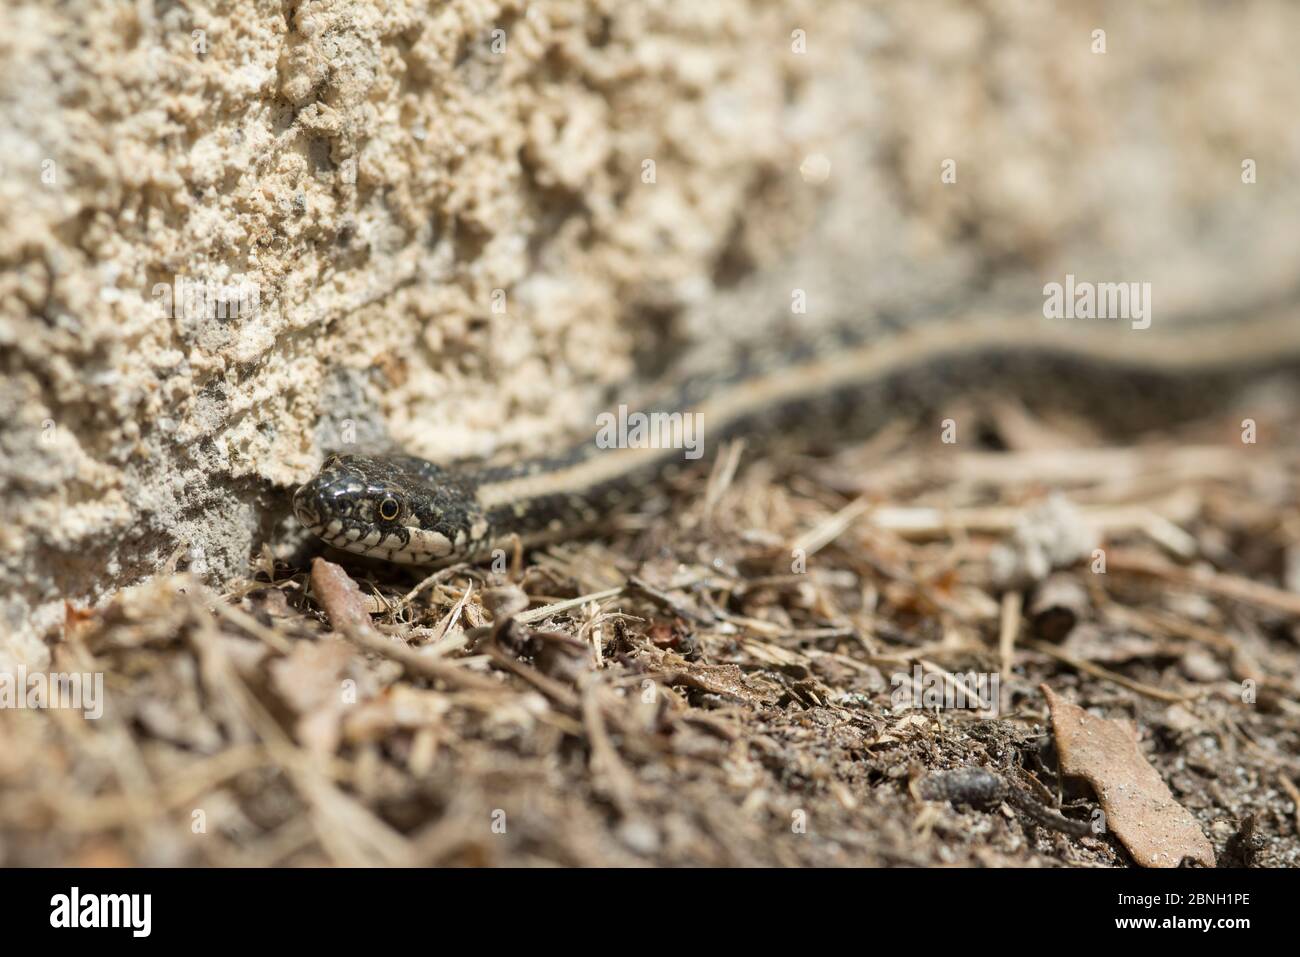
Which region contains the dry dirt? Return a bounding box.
[3,400,1297,867]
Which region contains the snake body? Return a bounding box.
[293,305,1300,566]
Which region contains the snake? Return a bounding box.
[293,301,1300,566]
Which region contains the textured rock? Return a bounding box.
[3,0,1300,666]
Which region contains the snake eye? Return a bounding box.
[378,496,400,521]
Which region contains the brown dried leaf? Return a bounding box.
[270,640,354,713]
[1042,684,1214,868]
[650,652,773,706]
[666,666,762,702]
[270,639,355,756]
[310,557,373,633]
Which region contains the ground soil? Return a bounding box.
[4,398,1297,867]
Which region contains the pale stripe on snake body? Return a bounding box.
[293,303,1300,566]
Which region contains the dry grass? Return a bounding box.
[3,399,1299,866]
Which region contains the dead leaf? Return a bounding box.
[1042,684,1214,867]
[270,639,356,756]
[635,642,773,705]
[310,558,373,633]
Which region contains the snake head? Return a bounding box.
[293,453,486,564]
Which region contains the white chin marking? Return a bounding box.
[313,524,453,565]
[410,529,455,558]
